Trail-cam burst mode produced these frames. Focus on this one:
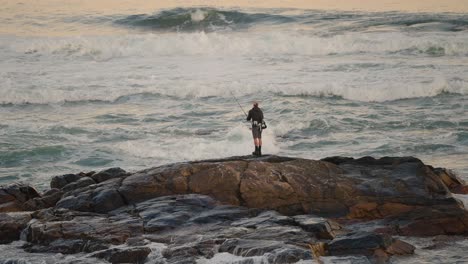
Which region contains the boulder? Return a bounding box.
[433,167,468,194]
[51,168,125,192]
[24,188,63,210]
[0,183,41,212]
[326,232,415,262]
[51,173,82,189]
[328,232,393,256]
[90,246,151,263]
[0,212,32,243]
[56,177,125,213]
[91,167,128,183]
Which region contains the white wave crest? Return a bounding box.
[2,30,468,105]
[115,124,280,162]
[0,74,467,105]
[191,9,208,22]
[8,31,468,59]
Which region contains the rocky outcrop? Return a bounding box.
[51,155,468,235]
[22,194,339,263]
[0,155,467,263]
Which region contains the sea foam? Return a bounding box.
[8,31,468,59]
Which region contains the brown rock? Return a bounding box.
[0,212,32,243]
[348,202,379,219]
[24,188,63,210]
[348,202,417,219]
[386,239,415,255]
[0,201,24,212]
[119,169,172,204]
[90,246,151,263]
[25,208,144,247]
[48,155,468,236]
[190,161,244,205]
[378,203,416,217]
[433,168,468,194]
[240,160,306,215]
[91,167,128,183]
[0,183,41,212]
[399,215,468,236]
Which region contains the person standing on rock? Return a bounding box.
[246,101,264,156]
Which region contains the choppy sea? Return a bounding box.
[0,5,468,263]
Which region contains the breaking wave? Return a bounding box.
[108,8,468,33]
[113,8,294,32]
[0,80,466,106]
[9,31,468,59]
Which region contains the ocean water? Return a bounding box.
[0,6,468,262]
[2,7,468,190]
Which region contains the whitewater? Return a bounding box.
[0,5,468,263]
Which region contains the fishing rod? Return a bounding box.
[229,90,248,117]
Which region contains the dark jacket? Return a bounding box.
[247,106,264,124]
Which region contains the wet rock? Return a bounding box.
[327,232,414,262]
[46,155,468,237]
[62,177,96,192]
[0,183,40,212]
[56,178,124,213]
[385,239,415,255]
[240,225,315,246]
[24,208,143,252]
[190,205,250,224]
[1,155,466,262]
[92,189,125,213]
[130,194,218,232]
[24,188,63,210]
[398,214,468,236]
[51,173,82,189]
[90,246,151,263]
[293,215,341,239]
[422,235,462,250]
[0,212,32,244]
[118,194,251,233]
[162,243,211,264]
[231,210,294,228]
[91,167,128,183]
[433,167,468,194]
[266,247,313,264]
[23,238,108,254]
[328,232,393,256]
[219,238,312,263]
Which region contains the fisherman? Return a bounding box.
[246,101,264,156]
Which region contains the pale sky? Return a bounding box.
[2,0,468,14]
[1,0,467,35]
